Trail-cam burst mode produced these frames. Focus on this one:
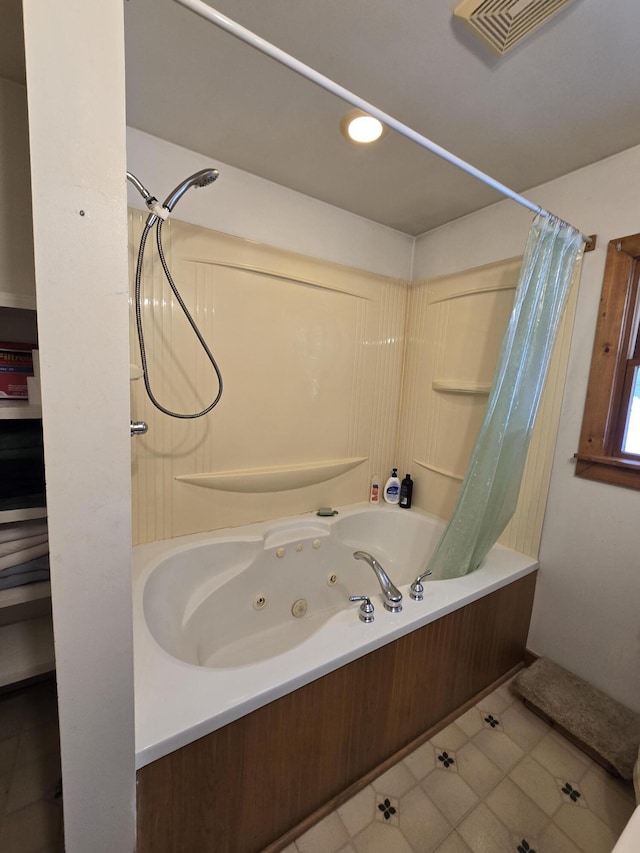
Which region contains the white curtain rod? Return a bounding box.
[173,0,590,244]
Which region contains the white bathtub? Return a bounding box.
[133,503,538,768]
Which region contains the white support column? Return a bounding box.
[22,2,135,851]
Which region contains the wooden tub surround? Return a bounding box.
[136,571,537,853]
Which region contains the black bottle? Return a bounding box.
[399,473,413,508]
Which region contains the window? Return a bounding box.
[575,232,640,488]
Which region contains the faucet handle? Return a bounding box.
[349,595,375,623]
[409,570,433,601]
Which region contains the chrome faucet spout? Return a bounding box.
[353,550,402,613]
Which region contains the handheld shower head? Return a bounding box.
[132,165,225,420]
[162,168,220,213]
[126,171,153,202]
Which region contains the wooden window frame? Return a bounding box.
[575,232,640,489]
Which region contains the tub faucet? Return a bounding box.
[353,551,402,613]
[409,570,432,601]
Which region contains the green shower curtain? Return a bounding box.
[427,215,584,579]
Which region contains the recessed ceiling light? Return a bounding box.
[340,109,385,144]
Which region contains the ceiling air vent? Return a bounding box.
[454,0,577,55]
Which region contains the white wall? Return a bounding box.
[23,1,136,851]
[414,145,640,714]
[126,127,413,281]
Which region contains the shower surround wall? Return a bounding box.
[129,213,408,543]
[127,131,579,550]
[127,128,577,556]
[396,255,581,558]
[129,217,576,559]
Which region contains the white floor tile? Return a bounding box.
[15,722,60,769]
[455,707,485,740]
[472,727,524,773]
[295,812,349,853]
[537,821,585,853]
[0,736,18,778]
[578,768,637,836]
[5,752,61,815]
[454,740,503,799]
[530,731,592,783]
[353,820,414,853]
[484,776,549,839]
[0,772,10,816]
[547,728,594,769]
[457,802,514,853]
[403,740,437,781]
[554,802,618,853]
[0,799,62,853]
[477,685,516,717]
[499,702,549,752]
[589,761,637,802]
[399,784,452,852]
[371,761,418,798]
[16,681,58,732]
[422,767,479,826]
[508,754,564,816]
[0,693,29,741]
[337,784,376,838]
[434,831,473,852]
[431,722,468,753]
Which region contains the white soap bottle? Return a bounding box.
[383,468,401,504]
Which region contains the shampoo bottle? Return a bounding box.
[369,474,380,504]
[383,468,400,504]
[399,473,413,508]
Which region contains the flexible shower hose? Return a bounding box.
[134,218,223,418]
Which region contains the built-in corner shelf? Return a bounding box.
[432,379,492,396]
[414,458,465,482]
[0,292,36,312]
[0,580,51,613]
[176,456,368,493]
[0,615,55,688]
[0,260,50,688]
[0,506,47,525]
[0,399,42,419]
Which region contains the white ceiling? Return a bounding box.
[4,1,640,235]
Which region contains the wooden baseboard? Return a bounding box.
[522,648,539,667]
[262,662,526,853]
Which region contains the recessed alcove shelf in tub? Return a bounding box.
[414,457,465,482]
[134,502,538,853]
[175,456,367,493]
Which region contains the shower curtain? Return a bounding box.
[426,215,584,579]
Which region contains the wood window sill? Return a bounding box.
[574,452,640,489]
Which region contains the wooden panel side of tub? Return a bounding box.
[136,572,537,853]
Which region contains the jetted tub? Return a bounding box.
[133,502,538,768]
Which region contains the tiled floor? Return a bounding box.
[287,675,637,853]
[0,678,62,853]
[0,674,635,853]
